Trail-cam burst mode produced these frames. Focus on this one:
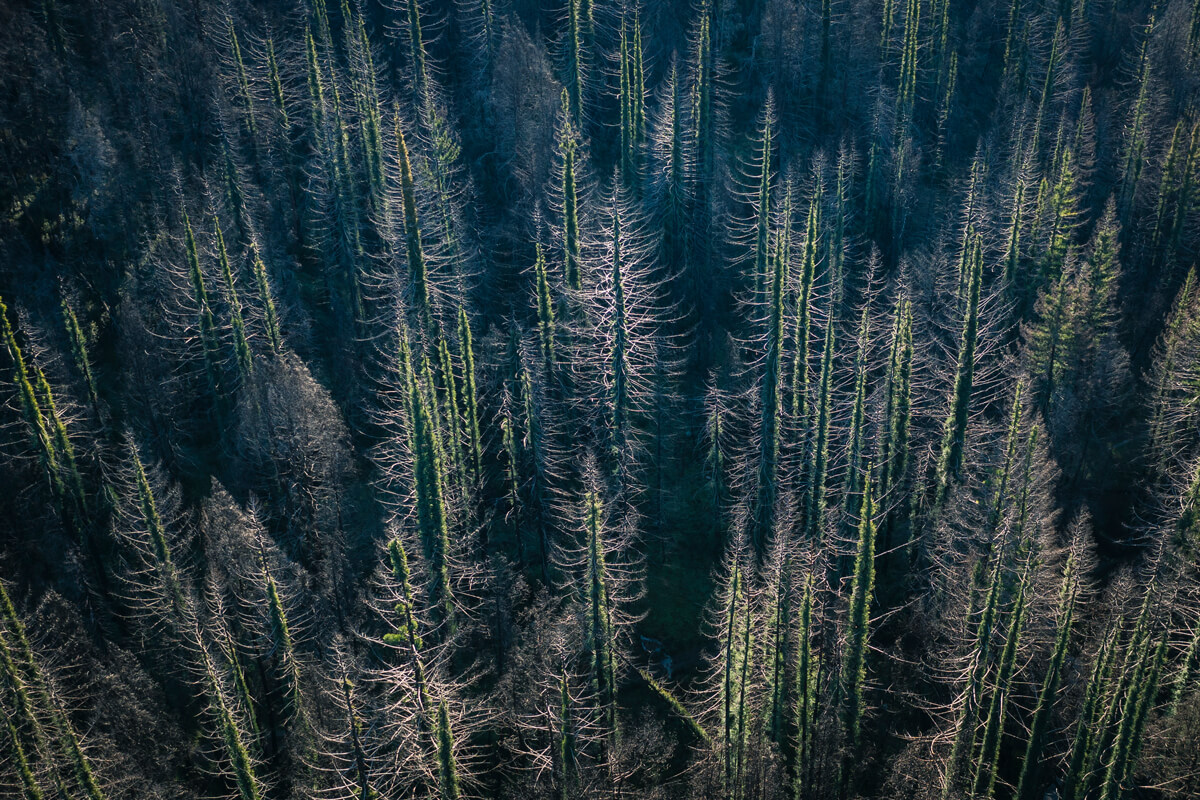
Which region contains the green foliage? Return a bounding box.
[4,3,1200,797]
[1168,618,1200,716]
[720,556,752,800]
[1016,553,1078,800]
[60,296,99,413]
[607,212,631,479]
[972,557,1032,798]
[397,118,434,335]
[943,551,1006,799]
[583,491,618,744]
[131,443,187,617]
[202,643,263,800]
[184,213,222,403]
[405,337,456,634]
[805,308,836,541]
[227,18,256,139]
[879,296,912,550]
[840,470,876,791]
[560,92,582,293]
[935,235,982,505]
[1117,18,1154,224]
[792,572,817,800]
[435,700,462,800]
[214,217,253,378]
[456,308,482,486]
[790,190,820,423]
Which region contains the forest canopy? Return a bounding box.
[0,0,1199,798]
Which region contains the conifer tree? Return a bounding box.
[32,365,86,522]
[828,156,849,307]
[565,0,585,125]
[892,0,921,223]
[764,545,791,751]
[878,296,912,561]
[751,103,774,297]
[655,59,690,291]
[55,694,107,800]
[265,37,287,133]
[1190,0,1200,63]
[716,546,752,800]
[0,582,105,800]
[436,336,466,498]
[583,491,618,745]
[1039,149,1079,291]
[879,0,895,59]
[435,699,462,800]
[1150,118,1199,266]
[2,708,42,800]
[619,14,638,183]
[337,674,376,800]
[399,334,455,633]
[605,212,631,480]
[755,232,785,552]
[220,137,250,244]
[805,308,836,541]
[840,309,871,543]
[378,536,437,759]
[554,667,578,800]
[322,56,366,333]
[200,631,263,800]
[790,190,821,424]
[126,444,188,623]
[456,308,482,486]
[1117,18,1155,224]
[1071,587,1156,800]
[249,241,282,354]
[818,0,833,127]
[1000,0,1025,84]
[1003,172,1027,293]
[304,27,326,151]
[935,236,983,505]
[354,13,386,208]
[1168,618,1200,716]
[1028,21,1064,161]
[405,0,430,109]
[1099,632,1168,800]
[215,217,253,379]
[255,542,306,739]
[184,213,223,405]
[0,629,57,796]
[534,243,557,378]
[987,383,1025,531]
[1,295,61,503]
[972,557,1033,798]
[60,296,100,414]
[397,118,434,336]
[705,385,730,550]
[943,552,1006,799]
[690,0,716,210]
[559,92,582,293]
[792,570,818,800]
[519,357,553,583]
[227,18,257,141]
[1016,550,1079,800]
[840,470,876,791]
[631,11,645,166]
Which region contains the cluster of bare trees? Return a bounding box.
[0,0,1199,797]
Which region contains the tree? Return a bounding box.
[934,235,983,506]
[840,469,876,792]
